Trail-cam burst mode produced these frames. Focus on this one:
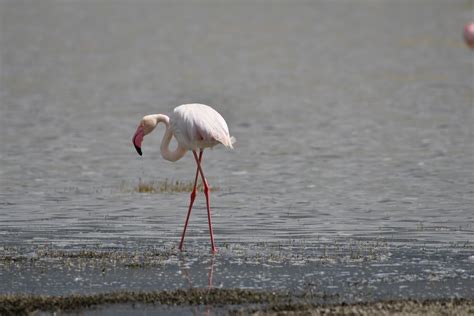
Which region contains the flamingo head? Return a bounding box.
[132,115,158,156]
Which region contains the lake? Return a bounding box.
[0,0,473,313]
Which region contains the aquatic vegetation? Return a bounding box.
[0,237,393,270]
[122,178,221,193]
[0,291,471,315]
[232,298,474,316]
[0,289,283,314]
[1,241,472,315]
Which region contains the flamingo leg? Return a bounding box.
[193,150,217,253]
[178,150,203,251]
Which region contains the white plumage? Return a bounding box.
[171,103,235,150]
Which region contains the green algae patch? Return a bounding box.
[0,288,282,315]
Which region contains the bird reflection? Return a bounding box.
[178,254,217,315]
[179,254,216,289]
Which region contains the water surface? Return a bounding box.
[0,0,473,308]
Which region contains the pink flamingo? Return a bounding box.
[132,104,235,253]
[464,22,474,49]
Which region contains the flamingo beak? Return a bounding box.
[132,126,145,156]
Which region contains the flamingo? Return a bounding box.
[464,22,474,50]
[132,103,235,253]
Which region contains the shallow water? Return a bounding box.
[0,0,473,311]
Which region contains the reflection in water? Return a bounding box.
[178,254,216,315]
[179,254,216,289]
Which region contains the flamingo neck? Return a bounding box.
[154,114,187,162]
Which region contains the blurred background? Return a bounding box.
[0,0,473,247]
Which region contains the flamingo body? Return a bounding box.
[171,104,234,150]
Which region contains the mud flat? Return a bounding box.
[238,298,474,315]
[0,290,472,315]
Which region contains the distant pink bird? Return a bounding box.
[464,22,474,49]
[132,104,235,253]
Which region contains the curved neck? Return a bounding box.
[154,114,187,162]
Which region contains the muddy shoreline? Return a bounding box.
[1,289,472,315]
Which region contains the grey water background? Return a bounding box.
[0,0,473,308]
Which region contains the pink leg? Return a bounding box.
[179,150,203,251]
[193,150,217,253]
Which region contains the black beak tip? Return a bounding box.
[134,145,142,156]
